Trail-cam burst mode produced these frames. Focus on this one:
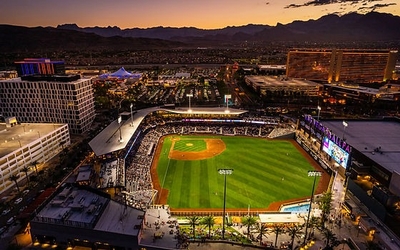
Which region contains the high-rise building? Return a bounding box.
[15,58,65,76]
[0,59,95,134]
[286,49,398,83]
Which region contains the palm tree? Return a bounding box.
[9,174,20,193]
[254,222,269,245]
[241,216,258,239]
[286,224,303,250]
[307,216,320,239]
[201,215,215,238]
[319,227,339,249]
[21,166,30,185]
[187,215,200,239]
[319,192,333,228]
[31,161,38,175]
[272,223,286,248]
[364,240,381,250]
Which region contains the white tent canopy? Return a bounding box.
[100,67,142,79]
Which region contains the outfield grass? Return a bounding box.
[156,135,318,209]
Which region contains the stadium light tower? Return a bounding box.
[130,103,134,126]
[342,120,348,140]
[304,170,321,245]
[118,116,123,143]
[218,168,233,240]
[186,93,193,113]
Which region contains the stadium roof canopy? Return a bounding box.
[89,106,247,156]
[321,120,400,173]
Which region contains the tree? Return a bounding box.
[319,227,339,249]
[187,215,200,239]
[21,166,30,185]
[254,222,270,245]
[31,161,38,175]
[200,215,215,238]
[272,223,286,248]
[307,216,321,239]
[9,174,20,193]
[241,216,258,239]
[286,224,303,250]
[319,192,333,228]
[364,240,381,250]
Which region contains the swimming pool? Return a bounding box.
[281,203,310,213]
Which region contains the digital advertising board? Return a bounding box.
[322,137,349,169]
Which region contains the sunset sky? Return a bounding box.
[0,0,398,29]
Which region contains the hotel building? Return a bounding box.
[0,59,95,134]
[286,49,398,83]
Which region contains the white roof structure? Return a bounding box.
[100,67,142,79]
[89,106,247,156]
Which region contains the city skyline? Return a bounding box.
[0,0,398,29]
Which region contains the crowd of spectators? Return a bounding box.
[119,115,294,210]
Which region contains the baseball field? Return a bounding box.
[154,135,325,210]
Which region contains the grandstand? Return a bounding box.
[88,106,291,210]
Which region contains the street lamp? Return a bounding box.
[304,170,321,245]
[186,93,193,112]
[342,121,348,140]
[130,103,134,126]
[317,106,321,121]
[218,168,233,240]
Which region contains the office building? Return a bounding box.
[286,49,398,83]
[0,59,95,134]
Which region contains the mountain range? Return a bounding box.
[1,12,400,53]
[57,12,400,43]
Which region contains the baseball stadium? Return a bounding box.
[89,106,331,216]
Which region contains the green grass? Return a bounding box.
[156,135,318,209]
[173,139,206,152]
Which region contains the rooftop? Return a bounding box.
[89,106,247,156]
[325,84,379,95]
[34,185,144,235]
[0,76,90,83]
[321,120,400,173]
[0,123,65,158]
[245,75,321,87]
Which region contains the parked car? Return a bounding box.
[6,216,15,225]
[1,209,10,216]
[22,189,30,195]
[19,206,27,213]
[14,197,23,205]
